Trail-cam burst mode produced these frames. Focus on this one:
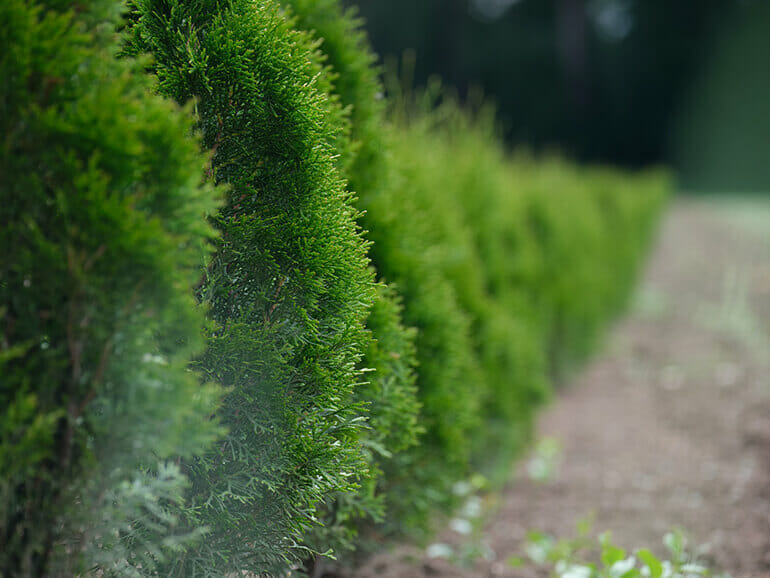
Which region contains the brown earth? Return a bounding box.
[329,198,770,578]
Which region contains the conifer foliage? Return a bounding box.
[282,0,425,552]
[1,0,668,574]
[285,0,486,538]
[0,1,221,575]
[126,0,376,573]
[283,0,667,544]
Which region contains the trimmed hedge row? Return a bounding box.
[283,1,482,542]
[2,0,668,575]
[386,103,668,477]
[283,0,668,548]
[363,96,667,535]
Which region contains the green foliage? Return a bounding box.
[673,2,770,193]
[1,0,669,573]
[126,0,377,573]
[298,283,422,560]
[385,100,549,485]
[515,525,727,578]
[284,0,386,200]
[284,0,668,552]
[378,87,667,523]
[0,1,222,575]
[282,0,428,551]
[403,95,665,355]
[284,0,483,540]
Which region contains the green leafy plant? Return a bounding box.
[0,0,676,573]
[512,525,728,578]
[125,0,667,569]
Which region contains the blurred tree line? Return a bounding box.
[347,0,770,190]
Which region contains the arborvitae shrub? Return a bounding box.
[281,0,426,552]
[495,156,669,378]
[383,91,668,487]
[0,1,222,575]
[283,0,385,199]
[127,0,376,573]
[299,282,421,559]
[393,96,667,385]
[385,102,547,481]
[269,0,669,556]
[284,1,490,543]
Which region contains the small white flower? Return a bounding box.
[449,518,472,535]
[461,496,482,518]
[426,543,453,559]
[610,556,636,577]
[680,563,708,577]
[561,563,593,578]
[452,480,472,496]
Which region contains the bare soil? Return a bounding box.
[330,198,770,578]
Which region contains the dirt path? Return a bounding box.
[344,198,770,578]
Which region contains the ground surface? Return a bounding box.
[335,198,770,578]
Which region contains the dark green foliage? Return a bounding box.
[126,0,377,573]
[282,0,426,552]
[672,2,770,193]
[360,285,421,460]
[383,102,535,489]
[365,187,484,529]
[0,1,222,575]
[298,282,421,558]
[284,0,385,200]
[284,0,484,539]
[282,0,425,479]
[348,0,732,168]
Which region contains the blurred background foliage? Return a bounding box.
[346,0,770,192]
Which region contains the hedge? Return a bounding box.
[280,0,436,556]
[283,0,668,550]
[0,1,222,575]
[126,0,379,573]
[2,0,669,574]
[387,101,668,479]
